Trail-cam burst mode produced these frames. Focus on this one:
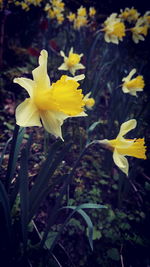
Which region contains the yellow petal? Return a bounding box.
[118,138,147,159]
[16,98,42,127]
[58,63,69,71]
[75,63,85,69]
[40,110,68,140]
[122,69,137,82]
[32,49,50,89]
[117,119,137,138]
[60,50,66,58]
[113,149,129,175]
[13,78,35,98]
[67,74,85,81]
[50,75,85,116]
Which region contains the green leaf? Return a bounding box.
[0,181,12,242]
[0,137,12,169]
[28,141,72,222]
[46,203,106,252]
[44,232,58,250]
[87,121,100,133]
[5,125,25,191]
[92,228,102,240]
[107,248,120,261]
[19,148,29,250]
[10,133,33,209]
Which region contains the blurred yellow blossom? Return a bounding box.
[143,11,150,27]
[122,69,145,96]
[99,119,146,176]
[102,13,126,44]
[15,1,29,11]
[14,50,87,140]
[51,0,64,10]
[44,0,65,23]
[73,15,88,30]
[130,18,148,43]
[0,0,3,9]
[15,0,43,10]
[83,92,95,109]
[77,6,87,17]
[58,47,85,76]
[89,7,96,17]
[67,12,76,22]
[56,13,64,24]
[119,7,140,22]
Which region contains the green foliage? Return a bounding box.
[1,1,150,266]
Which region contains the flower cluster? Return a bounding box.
[14,0,43,11]
[102,7,150,44]
[44,0,65,24]
[14,49,147,176]
[67,6,96,30]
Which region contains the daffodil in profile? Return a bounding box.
[119,7,140,22]
[77,6,87,17]
[83,92,95,110]
[58,47,85,76]
[143,11,150,27]
[122,69,145,96]
[102,13,126,44]
[14,50,87,140]
[130,18,148,43]
[89,7,96,17]
[99,119,146,176]
[67,12,76,22]
[73,15,88,30]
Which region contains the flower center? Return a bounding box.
[84,98,95,108]
[67,53,80,67]
[111,22,125,38]
[34,75,85,116]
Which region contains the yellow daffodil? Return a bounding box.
[73,15,88,30]
[77,6,87,17]
[99,119,146,176]
[67,12,76,22]
[15,1,30,11]
[130,18,148,43]
[122,69,145,96]
[51,0,64,10]
[44,3,50,11]
[89,7,96,17]
[143,11,150,27]
[0,0,3,9]
[48,8,56,18]
[56,13,64,24]
[15,0,42,9]
[28,0,42,6]
[119,7,140,22]
[45,0,64,20]
[83,92,95,109]
[103,13,126,44]
[14,50,87,140]
[58,47,85,76]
